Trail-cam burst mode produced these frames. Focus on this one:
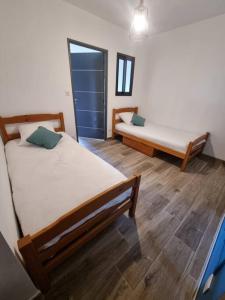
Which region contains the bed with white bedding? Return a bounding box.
[0,112,141,292]
[5,133,130,236]
[112,107,209,171]
[115,122,203,153]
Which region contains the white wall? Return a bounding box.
[0,0,145,138]
[0,138,19,252]
[140,14,225,160]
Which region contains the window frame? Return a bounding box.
[115,53,135,96]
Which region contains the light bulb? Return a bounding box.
[130,0,149,40]
[132,13,148,33]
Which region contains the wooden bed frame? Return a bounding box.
[0,113,141,292]
[112,107,209,171]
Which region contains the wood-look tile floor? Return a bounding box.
[45,138,225,300]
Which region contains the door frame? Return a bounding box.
[67,38,108,141]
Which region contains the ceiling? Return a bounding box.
[65,0,225,35]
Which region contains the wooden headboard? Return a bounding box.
[0,113,65,145]
[112,107,138,138]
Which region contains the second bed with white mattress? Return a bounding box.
[5,133,130,237]
[116,122,204,153]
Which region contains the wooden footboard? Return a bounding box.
[180,132,209,171]
[112,107,209,171]
[18,175,141,292]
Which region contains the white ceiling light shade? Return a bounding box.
[130,0,149,40]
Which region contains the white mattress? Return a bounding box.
[116,122,204,153]
[5,133,131,237]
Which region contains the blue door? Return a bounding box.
[196,218,225,300]
[69,41,107,140]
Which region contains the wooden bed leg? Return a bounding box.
[112,109,116,139]
[181,158,188,172]
[129,175,141,218]
[149,147,156,158]
[180,142,193,172]
[18,235,50,293]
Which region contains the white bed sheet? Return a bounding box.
[5,133,131,237]
[116,122,204,153]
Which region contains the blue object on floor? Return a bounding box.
[196,217,225,300]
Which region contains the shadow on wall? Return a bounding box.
[204,136,215,158]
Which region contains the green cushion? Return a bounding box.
[26,126,62,149]
[131,113,146,126]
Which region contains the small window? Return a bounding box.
[116,53,135,96]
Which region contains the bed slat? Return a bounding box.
[32,176,137,248]
[192,133,209,146]
[45,200,131,272]
[39,198,131,262]
[191,142,205,153]
[189,148,204,160]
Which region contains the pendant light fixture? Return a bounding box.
[130,0,149,40]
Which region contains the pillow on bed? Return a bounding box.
[26,126,62,149]
[119,112,134,125]
[19,121,55,146]
[131,113,146,126]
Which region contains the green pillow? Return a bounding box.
[26,126,62,149]
[131,113,146,126]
